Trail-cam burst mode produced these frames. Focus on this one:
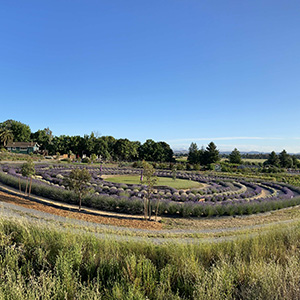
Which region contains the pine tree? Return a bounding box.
[229,148,242,164]
[204,142,220,165]
[279,150,292,168]
[265,151,280,167]
[187,142,199,164]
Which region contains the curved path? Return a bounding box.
[0,182,300,244]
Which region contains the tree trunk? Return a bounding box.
[28,177,32,197]
[79,194,82,211]
[25,179,28,196]
[155,198,160,222]
[144,198,148,220]
[148,195,152,221]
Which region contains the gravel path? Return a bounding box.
[0,188,299,245]
[3,200,294,244]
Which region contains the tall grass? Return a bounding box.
[1,218,300,299]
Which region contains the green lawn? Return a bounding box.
[175,156,188,162]
[105,175,203,189]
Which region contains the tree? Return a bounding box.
[21,159,35,196]
[0,120,31,142]
[187,142,199,164]
[264,151,280,167]
[113,139,133,161]
[101,136,116,158]
[90,153,97,163]
[31,127,53,151]
[64,168,92,211]
[292,156,300,169]
[93,138,110,160]
[204,142,220,165]
[0,128,14,146]
[229,148,242,164]
[154,142,174,162]
[279,150,292,168]
[139,140,173,162]
[139,139,156,161]
[141,161,158,221]
[172,164,177,181]
[198,146,205,165]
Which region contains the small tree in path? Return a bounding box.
[64,168,92,211]
[141,161,158,221]
[172,165,177,181]
[21,160,35,197]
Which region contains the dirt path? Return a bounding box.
[1,183,300,244]
[0,190,162,230]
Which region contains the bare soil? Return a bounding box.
[0,191,162,230]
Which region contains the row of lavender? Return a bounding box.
[0,164,299,217]
[34,165,254,201]
[6,164,296,203]
[35,165,294,202]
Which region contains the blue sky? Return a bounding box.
[1,1,300,152]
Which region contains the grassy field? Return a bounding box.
[1,217,300,299]
[221,158,266,163]
[175,156,188,162]
[176,157,267,164]
[105,175,203,189]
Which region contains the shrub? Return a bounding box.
[81,157,91,164]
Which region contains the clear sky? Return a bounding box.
[1,1,300,152]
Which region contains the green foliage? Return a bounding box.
[172,165,177,181]
[113,138,140,161]
[64,168,92,210]
[187,142,199,164]
[31,127,53,151]
[21,160,35,177]
[279,149,293,168]
[187,142,220,166]
[264,151,280,167]
[229,148,242,164]
[0,128,14,146]
[142,161,158,220]
[204,142,220,165]
[139,139,174,162]
[0,119,31,142]
[81,157,91,164]
[90,153,97,163]
[2,219,300,299]
[61,158,71,163]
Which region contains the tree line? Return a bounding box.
[187,142,220,166]
[0,119,174,162]
[187,141,300,169]
[264,150,300,169]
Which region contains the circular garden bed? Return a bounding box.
[1,163,300,218]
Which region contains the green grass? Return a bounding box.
[2,218,300,299]
[105,175,203,189]
[221,158,267,163]
[175,156,188,162]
